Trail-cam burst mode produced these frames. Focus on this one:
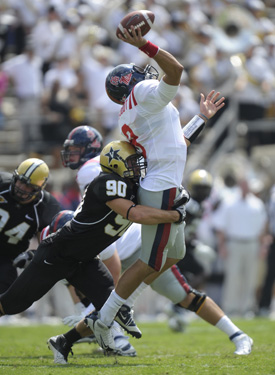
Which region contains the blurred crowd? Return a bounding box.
[0,0,275,159]
[0,0,275,324]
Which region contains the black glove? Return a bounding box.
[12,250,35,269]
[172,187,190,224]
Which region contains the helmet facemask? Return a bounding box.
[124,153,147,182]
[61,144,85,170]
[11,173,42,202]
[61,126,103,170]
[134,64,159,80]
[100,141,147,182]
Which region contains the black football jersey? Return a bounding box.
[0,172,61,259]
[50,172,137,261]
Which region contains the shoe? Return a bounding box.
[111,322,137,357]
[231,333,253,355]
[114,335,137,357]
[73,334,97,345]
[84,311,115,352]
[47,335,73,364]
[115,304,142,339]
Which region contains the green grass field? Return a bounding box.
[0,318,274,375]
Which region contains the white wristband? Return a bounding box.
[182,115,205,143]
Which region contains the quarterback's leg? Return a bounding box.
[151,265,253,355]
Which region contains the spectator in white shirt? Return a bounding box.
[213,177,267,317]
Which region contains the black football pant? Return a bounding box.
[0,245,114,315]
[0,256,18,294]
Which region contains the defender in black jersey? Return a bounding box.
[0,141,183,317]
[0,158,60,293]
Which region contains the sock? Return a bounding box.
[63,328,82,346]
[215,315,242,339]
[84,302,96,317]
[99,290,126,326]
[125,282,148,308]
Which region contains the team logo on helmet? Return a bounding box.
[110,73,133,87]
[104,147,123,164]
[120,73,133,85]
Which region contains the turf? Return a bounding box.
[0,318,274,375]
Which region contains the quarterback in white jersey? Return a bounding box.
[90,24,226,352]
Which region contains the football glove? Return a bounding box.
[173,187,190,208]
[172,187,190,224]
[12,250,35,269]
[62,314,83,327]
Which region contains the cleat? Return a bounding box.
[114,335,137,357]
[84,311,115,352]
[47,335,73,364]
[111,322,137,357]
[115,304,142,339]
[231,333,253,355]
[73,334,97,345]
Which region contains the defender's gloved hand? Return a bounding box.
[173,205,186,224]
[62,314,83,327]
[173,187,190,208]
[172,187,190,224]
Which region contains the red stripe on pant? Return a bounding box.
[149,188,177,271]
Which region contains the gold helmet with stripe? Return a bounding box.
[188,169,213,203]
[100,140,146,182]
[11,158,49,202]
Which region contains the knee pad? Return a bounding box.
[186,289,206,313]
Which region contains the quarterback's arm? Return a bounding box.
[118,26,183,86]
[106,198,180,224]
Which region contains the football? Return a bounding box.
[116,10,155,39]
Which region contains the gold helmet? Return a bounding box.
[188,169,213,203]
[11,158,49,202]
[100,140,147,181]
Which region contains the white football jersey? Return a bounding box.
[119,78,187,191]
[76,156,101,196]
